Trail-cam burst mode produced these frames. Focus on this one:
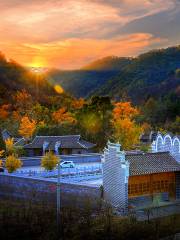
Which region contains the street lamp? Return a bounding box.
[57,159,61,235]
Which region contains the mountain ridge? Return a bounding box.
[48,46,180,103]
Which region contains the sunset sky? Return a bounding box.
[0,0,180,69]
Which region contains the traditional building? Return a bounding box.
[23,135,96,156]
[1,129,25,146]
[126,152,180,206]
[102,142,180,212]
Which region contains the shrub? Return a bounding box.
[41,151,59,171]
[5,154,22,173]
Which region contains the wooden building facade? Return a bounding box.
[126,152,180,201]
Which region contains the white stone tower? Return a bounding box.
[102,141,129,214]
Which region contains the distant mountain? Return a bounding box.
[0,52,56,104]
[47,57,131,98]
[95,46,180,104]
[48,47,180,103]
[82,56,131,71]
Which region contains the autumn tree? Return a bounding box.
[0,150,4,158]
[14,89,33,115]
[19,116,36,140]
[30,103,51,124]
[112,102,142,150]
[0,150,4,169]
[5,154,22,173]
[71,98,85,109]
[0,104,11,120]
[52,107,76,124]
[5,138,14,154]
[41,151,59,171]
[80,112,102,135]
[113,102,139,119]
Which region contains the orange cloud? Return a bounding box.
[0,33,167,69]
[0,0,175,68]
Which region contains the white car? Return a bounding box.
[60,161,75,168]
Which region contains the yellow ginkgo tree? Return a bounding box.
[0,150,5,168]
[19,116,36,140]
[112,102,143,150]
[5,138,14,154]
[5,154,22,173]
[41,151,59,171]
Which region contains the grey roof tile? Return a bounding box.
[126,152,180,176]
[24,135,96,150]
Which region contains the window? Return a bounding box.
[128,182,150,195]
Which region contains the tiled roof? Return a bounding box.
[126,152,180,176]
[1,129,12,141]
[1,129,23,144]
[14,138,26,146]
[24,135,96,150]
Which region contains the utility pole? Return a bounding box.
[57,160,61,237]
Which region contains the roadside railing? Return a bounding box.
[14,164,102,179]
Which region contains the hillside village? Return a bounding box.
[0,46,180,220]
[0,127,180,212]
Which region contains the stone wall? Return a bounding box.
[0,174,101,207]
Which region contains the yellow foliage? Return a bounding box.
[19,116,36,139]
[0,150,4,168]
[14,89,32,111]
[41,151,59,171]
[71,98,85,109]
[112,102,142,150]
[52,107,76,124]
[5,154,22,173]
[113,102,139,120]
[12,110,21,121]
[113,118,142,150]
[0,150,5,158]
[5,138,14,154]
[0,104,11,120]
[81,113,101,134]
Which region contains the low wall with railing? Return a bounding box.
[0,173,101,207]
[15,163,102,178]
[8,153,102,167]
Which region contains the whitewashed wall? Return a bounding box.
[152,133,180,163]
[102,142,129,214]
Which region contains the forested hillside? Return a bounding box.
[0,52,56,105]
[47,46,180,132]
[47,57,131,98]
[97,46,180,104]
